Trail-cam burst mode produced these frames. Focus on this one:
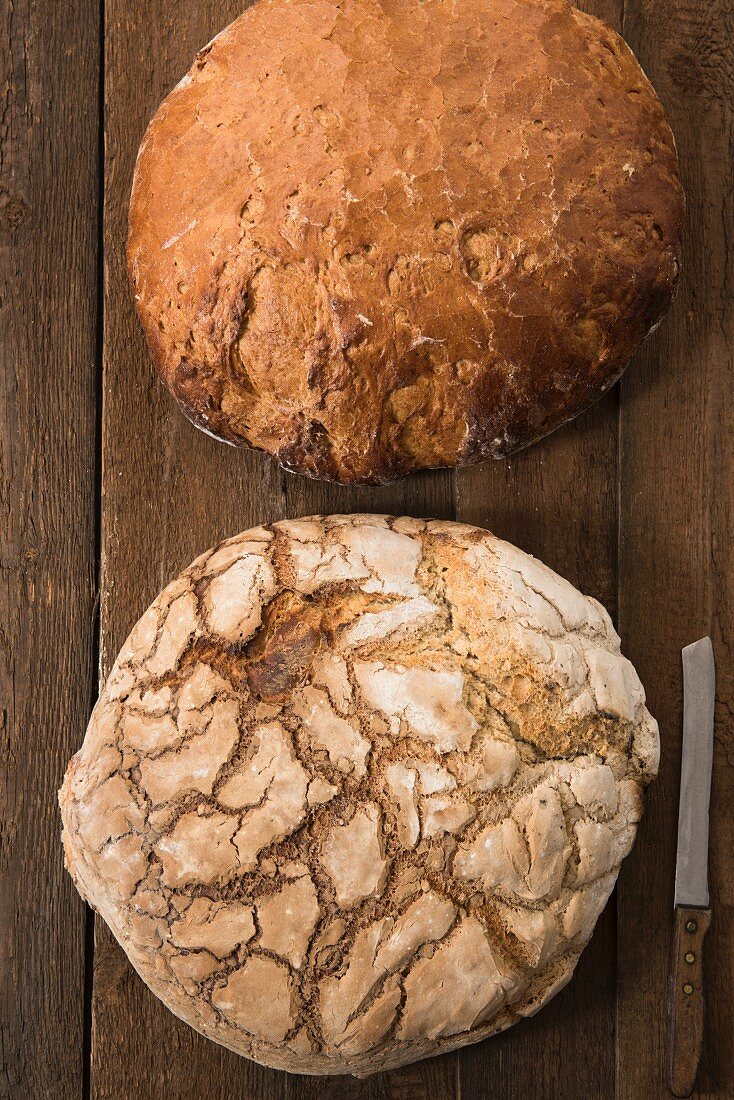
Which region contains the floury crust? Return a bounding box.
[60,516,659,1075]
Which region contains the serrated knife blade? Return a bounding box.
[669,637,715,1097]
[674,637,715,908]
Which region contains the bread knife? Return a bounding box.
[668,637,715,1097]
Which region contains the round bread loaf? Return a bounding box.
[61,516,659,1074]
[129,0,683,484]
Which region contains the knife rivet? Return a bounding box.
[686,920,697,933]
[685,951,695,963]
[683,983,694,995]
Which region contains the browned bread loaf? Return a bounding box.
[129,0,683,485]
[60,516,658,1075]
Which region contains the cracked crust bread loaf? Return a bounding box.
[60,515,659,1076]
[128,0,684,485]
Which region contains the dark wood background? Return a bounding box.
[2,0,732,1096]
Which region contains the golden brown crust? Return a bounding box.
[60,516,659,1074]
[128,0,683,484]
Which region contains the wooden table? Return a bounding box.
[2,1,732,1097]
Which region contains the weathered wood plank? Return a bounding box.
[0,0,100,1096]
[98,2,456,1097]
[616,1,734,1096]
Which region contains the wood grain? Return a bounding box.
[98,2,456,1098]
[669,906,712,1097]
[0,0,100,1097]
[617,2,734,1097]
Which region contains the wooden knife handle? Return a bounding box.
[669,905,711,1097]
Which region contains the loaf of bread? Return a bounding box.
[128,0,683,484]
[60,516,658,1075]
